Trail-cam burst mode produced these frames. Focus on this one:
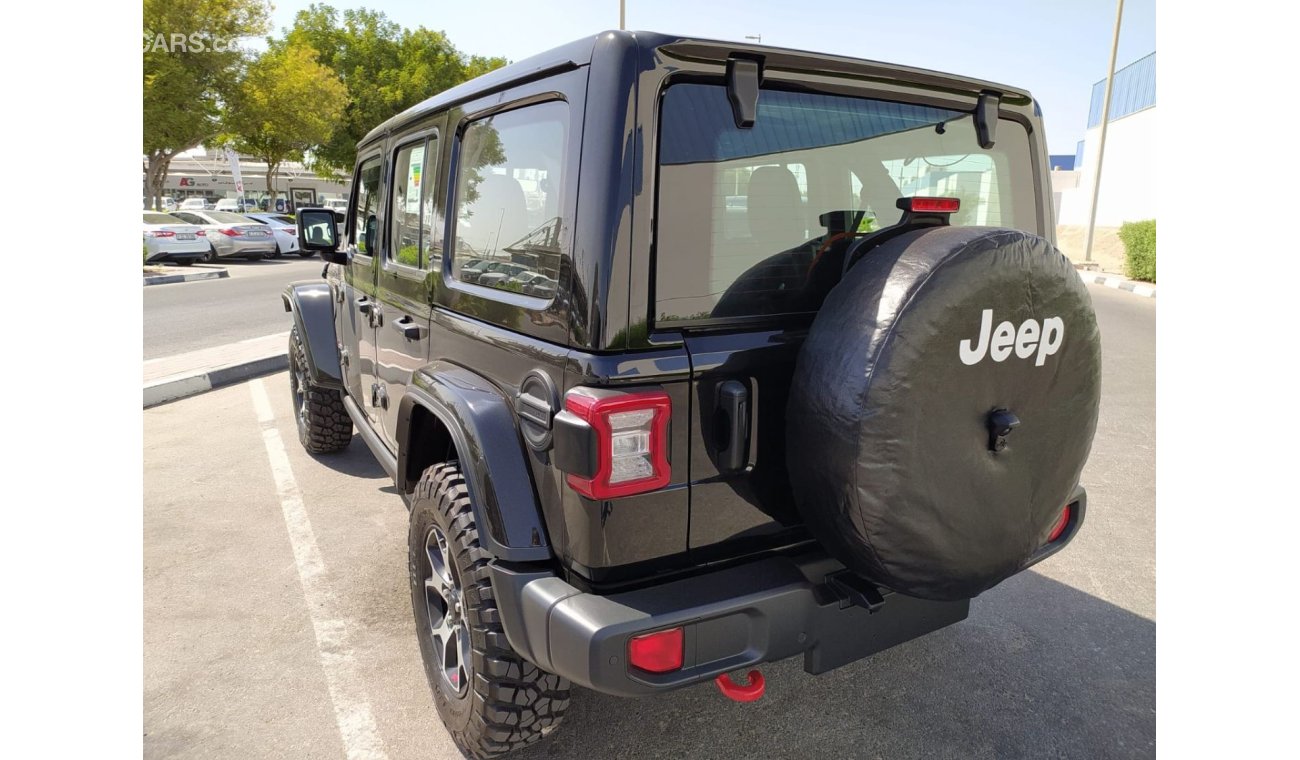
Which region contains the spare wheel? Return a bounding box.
[787,226,1101,601]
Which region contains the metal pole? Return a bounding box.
[619,0,625,30]
[1083,0,1124,265]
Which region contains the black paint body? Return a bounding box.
[282,30,1069,695]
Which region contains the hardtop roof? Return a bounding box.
[358,30,1033,149]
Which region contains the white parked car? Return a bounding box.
[243,213,307,258]
[142,212,208,266]
[179,197,210,211]
[215,198,254,212]
[169,210,277,262]
[322,197,349,213]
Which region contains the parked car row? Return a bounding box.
[146,197,311,213]
[457,257,558,298]
[141,210,316,265]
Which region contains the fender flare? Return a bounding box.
[281,282,343,390]
[397,362,552,562]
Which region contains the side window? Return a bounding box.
[450,101,568,297]
[351,155,382,255]
[389,139,434,268]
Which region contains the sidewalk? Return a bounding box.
[144,331,289,407]
[143,266,229,286]
[1075,268,1156,298]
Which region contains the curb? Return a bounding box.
[144,353,288,408]
[144,268,229,286]
[1076,269,1155,298]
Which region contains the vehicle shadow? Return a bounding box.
[309,439,388,480]
[513,570,1155,760]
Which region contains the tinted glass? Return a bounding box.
[655,84,1038,323]
[143,213,179,224]
[390,142,427,267]
[352,155,383,255]
[450,101,567,297]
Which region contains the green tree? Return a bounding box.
[143,0,270,210]
[274,4,508,175]
[222,43,349,203]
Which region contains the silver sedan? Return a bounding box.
[170,211,277,262]
[143,212,208,265]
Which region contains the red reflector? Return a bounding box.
[907,196,960,213]
[628,628,684,673]
[1048,505,1071,542]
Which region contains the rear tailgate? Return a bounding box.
[651,75,1043,563]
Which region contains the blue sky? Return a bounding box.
[264,0,1155,154]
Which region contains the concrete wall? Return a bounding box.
[1056,106,1157,228]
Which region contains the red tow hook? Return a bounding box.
[714,670,765,702]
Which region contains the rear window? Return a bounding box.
[207,211,252,224]
[654,84,1038,324]
[143,213,179,224]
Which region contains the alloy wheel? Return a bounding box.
[424,525,471,695]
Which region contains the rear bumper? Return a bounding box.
[490,551,970,697]
[492,487,1087,698]
[213,237,276,257]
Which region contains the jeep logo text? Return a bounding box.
[959,309,1064,366]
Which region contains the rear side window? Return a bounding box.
[449,101,568,298]
[351,155,382,255]
[389,137,438,268]
[654,84,1038,324]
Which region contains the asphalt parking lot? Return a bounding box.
[143,283,1155,760]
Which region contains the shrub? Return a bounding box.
[1119,219,1156,283]
[396,245,420,267]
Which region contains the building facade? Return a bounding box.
[146,148,350,210]
[1055,52,1156,228]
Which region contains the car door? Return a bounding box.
[338,151,385,428]
[376,124,442,445]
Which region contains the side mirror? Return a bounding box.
[297,208,347,264]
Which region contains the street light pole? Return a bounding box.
[619,0,625,31]
[1083,0,1125,266]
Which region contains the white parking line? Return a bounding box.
[250,378,390,760]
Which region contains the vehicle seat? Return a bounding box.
[746,166,807,253]
[467,173,529,252]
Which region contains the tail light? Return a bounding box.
[144,230,175,238]
[901,196,961,213]
[195,230,206,237]
[627,627,683,673]
[285,227,298,236]
[1047,504,1072,542]
[218,228,241,237]
[558,388,671,500]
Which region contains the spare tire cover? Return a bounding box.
[787,226,1101,601]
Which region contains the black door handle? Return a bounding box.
[716,380,750,472]
[393,316,423,340]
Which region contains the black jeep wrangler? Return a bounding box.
[285,31,1101,758]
